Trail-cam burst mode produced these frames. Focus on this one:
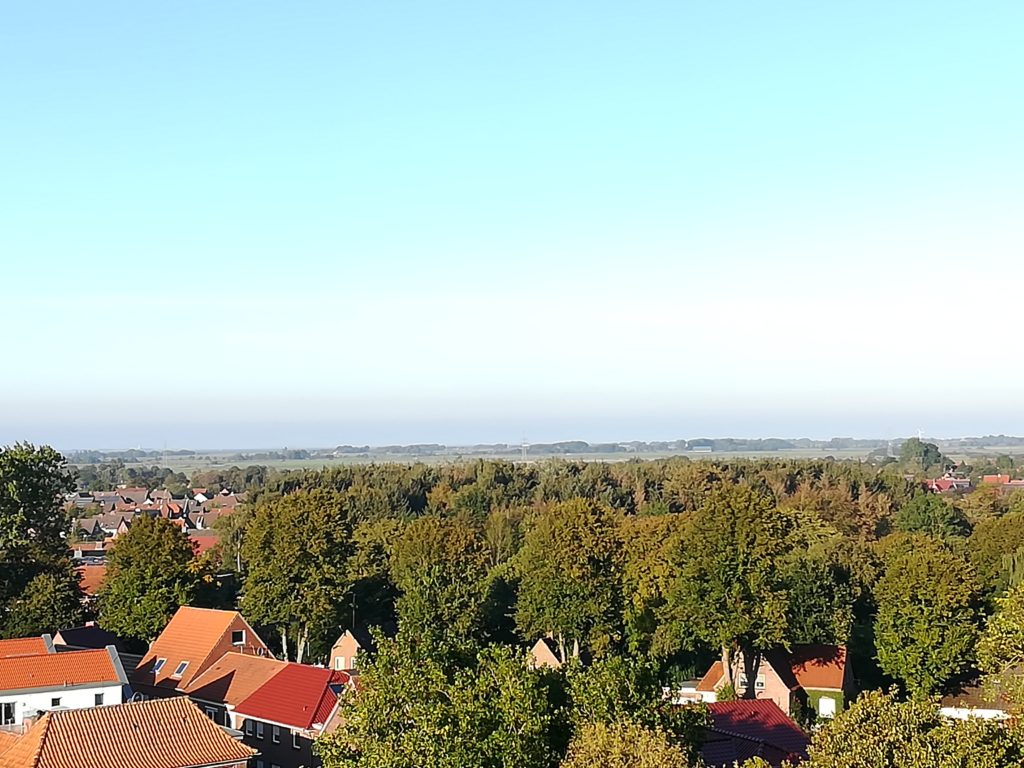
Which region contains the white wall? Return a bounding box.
[0,683,124,725]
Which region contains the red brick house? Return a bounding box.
[697,644,854,719]
[231,664,352,768]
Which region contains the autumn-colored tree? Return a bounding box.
[559,721,692,768]
[804,689,1024,768]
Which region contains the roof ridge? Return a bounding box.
[28,711,51,768]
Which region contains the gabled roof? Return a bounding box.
[234,664,350,730]
[780,644,847,690]
[0,647,126,694]
[0,696,256,768]
[76,564,107,596]
[697,661,725,692]
[133,606,268,692]
[53,624,123,652]
[182,652,286,707]
[697,645,848,694]
[0,636,53,659]
[703,700,809,767]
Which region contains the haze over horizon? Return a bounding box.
[3,2,1023,449]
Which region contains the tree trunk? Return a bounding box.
[296,627,308,665]
[721,645,733,688]
[280,628,289,661]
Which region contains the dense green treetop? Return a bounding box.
[99,514,200,644]
[873,535,982,696]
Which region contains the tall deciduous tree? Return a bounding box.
[514,499,624,659]
[390,514,489,645]
[317,638,558,768]
[873,535,981,696]
[560,721,693,768]
[803,689,1024,768]
[100,515,199,644]
[0,443,76,604]
[620,513,687,658]
[977,583,1024,712]
[892,494,970,540]
[2,567,86,639]
[240,488,354,663]
[667,485,793,690]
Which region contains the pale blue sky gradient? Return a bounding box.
[2,2,1023,448]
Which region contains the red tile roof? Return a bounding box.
[0,637,51,659]
[704,700,809,767]
[188,533,220,556]
[983,474,1013,485]
[0,696,255,768]
[182,652,286,707]
[234,664,350,730]
[0,648,125,693]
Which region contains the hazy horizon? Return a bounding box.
[4,2,1023,448]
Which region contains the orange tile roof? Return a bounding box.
[0,648,125,693]
[76,564,107,596]
[0,637,51,659]
[697,660,724,692]
[133,606,267,692]
[0,696,256,768]
[0,733,18,754]
[182,652,286,707]
[785,644,847,690]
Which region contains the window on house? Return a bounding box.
[51,698,61,707]
[818,696,837,718]
[152,658,167,674]
[256,721,265,739]
[335,656,346,670]
[272,763,281,768]
[244,719,254,736]
[256,761,265,768]
[231,630,245,645]
[292,730,301,749]
[272,725,281,743]
[1,703,14,725]
[738,675,765,690]
[205,708,217,720]
[94,693,104,706]
[172,661,189,678]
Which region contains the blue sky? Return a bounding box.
[2,2,1023,448]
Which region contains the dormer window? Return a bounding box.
[232,630,245,646]
[153,658,167,674]
[172,661,189,678]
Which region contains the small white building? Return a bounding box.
[0,643,128,728]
